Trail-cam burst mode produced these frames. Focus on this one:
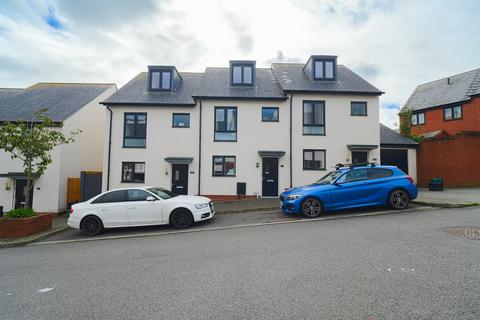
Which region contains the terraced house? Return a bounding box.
[102,55,383,199]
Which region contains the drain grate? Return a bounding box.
[444,226,480,240]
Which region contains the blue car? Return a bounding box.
[280,164,417,218]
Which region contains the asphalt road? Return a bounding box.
[1,205,479,320]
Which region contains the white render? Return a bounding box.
[105,93,381,197]
[0,85,116,213]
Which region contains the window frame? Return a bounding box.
[336,168,368,184]
[411,112,425,126]
[350,101,368,116]
[261,107,279,122]
[214,106,238,142]
[127,189,153,202]
[148,68,173,91]
[123,113,147,148]
[302,149,326,171]
[313,58,336,80]
[443,105,462,121]
[92,190,128,204]
[121,162,146,183]
[303,100,326,136]
[212,156,236,177]
[367,168,393,180]
[230,63,255,86]
[172,113,190,128]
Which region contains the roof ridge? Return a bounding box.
[33,82,116,86]
[0,87,23,90]
[416,67,480,87]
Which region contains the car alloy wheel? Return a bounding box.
[170,208,194,229]
[301,197,323,218]
[81,216,103,236]
[390,189,409,209]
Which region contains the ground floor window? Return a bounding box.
[122,162,145,183]
[212,156,236,176]
[303,149,326,170]
[351,151,368,164]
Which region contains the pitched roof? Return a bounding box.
[404,68,480,111]
[380,124,417,146]
[194,67,286,99]
[0,88,23,100]
[102,72,202,106]
[271,63,383,95]
[0,83,115,122]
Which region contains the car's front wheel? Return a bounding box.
[170,208,194,229]
[301,197,323,218]
[81,215,104,236]
[389,189,410,210]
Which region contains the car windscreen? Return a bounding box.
[315,171,343,185]
[147,187,177,200]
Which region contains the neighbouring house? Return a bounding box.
[401,68,480,187]
[379,124,417,181]
[0,83,117,213]
[101,55,383,199]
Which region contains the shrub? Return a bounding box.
[5,208,36,219]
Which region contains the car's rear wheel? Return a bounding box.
[170,208,194,229]
[81,216,104,236]
[301,197,323,218]
[389,189,410,210]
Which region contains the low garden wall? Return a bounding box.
[0,213,53,238]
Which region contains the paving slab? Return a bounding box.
[415,187,480,206]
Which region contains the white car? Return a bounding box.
[68,186,215,235]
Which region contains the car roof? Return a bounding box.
[336,165,398,171]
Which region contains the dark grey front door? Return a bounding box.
[352,151,368,164]
[15,179,33,209]
[171,164,188,195]
[262,158,278,197]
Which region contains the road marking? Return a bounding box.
[37,287,54,293]
[31,206,433,246]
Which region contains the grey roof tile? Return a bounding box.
[103,72,202,105]
[380,124,417,146]
[0,88,23,100]
[194,67,286,99]
[271,63,383,95]
[404,68,480,111]
[0,83,115,122]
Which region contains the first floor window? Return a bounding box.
[124,113,147,147]
[172,113,190,128]
[303,150,326,170]
[411,112,425,125]
[215,107,237,141]
[212,156,236,176]
[444,105,462,120]
[351,102,367,116]
[122,162,145,183]
[303,101,325,135]
[149,69,172,91]
[262,107,279,122]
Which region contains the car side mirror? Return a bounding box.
[146,196,156,201]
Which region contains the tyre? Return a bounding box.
[81,216,104,236]
[389,189,410,210]
[301,197,323,218]
[170,208,194,229]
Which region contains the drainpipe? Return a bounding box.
[106,106,113,191]
[197,99,202,195]
[289,92,293,188]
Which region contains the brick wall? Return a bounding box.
[0,213,53,238]
[410,96,480,135]
[417,132,480,187]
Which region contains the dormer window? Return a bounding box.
[149,69,172,91]
[314,58,336,80]
[230,61,255,86]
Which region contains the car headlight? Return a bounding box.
[195,203,209,209]
[286,194,302,200]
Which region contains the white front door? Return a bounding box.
[126,189,163,225]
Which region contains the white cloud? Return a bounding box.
[1,0,479,128]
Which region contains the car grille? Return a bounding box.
[279,195,285,201]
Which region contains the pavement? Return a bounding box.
[0,205,479,319]
[414,187,480,207]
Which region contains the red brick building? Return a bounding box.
[401,68,480,187]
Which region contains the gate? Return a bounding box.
[80,171,103,202]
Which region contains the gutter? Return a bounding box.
[198,99,202,195]
[106,106,113,190]
[289,92,293,188]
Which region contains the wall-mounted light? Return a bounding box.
[165,168,169,176]
[256,162,259,168]
[5,182,11,191]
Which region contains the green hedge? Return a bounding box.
[5,208,36,219]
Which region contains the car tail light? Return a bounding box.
[69,208,74,214]
[406,176,414,184]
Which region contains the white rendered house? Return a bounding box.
[102,55,383,199]
[0,83,117,213]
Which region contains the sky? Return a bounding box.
[0,0,479,129]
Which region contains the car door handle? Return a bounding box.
[266,179,274,182]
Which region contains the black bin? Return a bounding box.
[237,182,246,196]
[428,178,444,191]
[0,206,3,218]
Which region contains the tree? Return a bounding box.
[399,108,413,137]
[0,111,80,209]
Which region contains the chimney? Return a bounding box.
[447,77,450,85]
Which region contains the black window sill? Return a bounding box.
[122,146,147,149]
[302,133,326,136]
[212,175,236,177]
[121,181,145,183]
[302,168,326,171]
[172,126,190,128]
[351,114,368,117]
[213,140,238,142]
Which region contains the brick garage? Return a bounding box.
[417,132,480,187]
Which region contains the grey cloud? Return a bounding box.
[223,10,254,55]
[352,63,381,79]
[264,51,302,65]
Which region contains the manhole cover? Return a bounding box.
[444,226,480,240]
